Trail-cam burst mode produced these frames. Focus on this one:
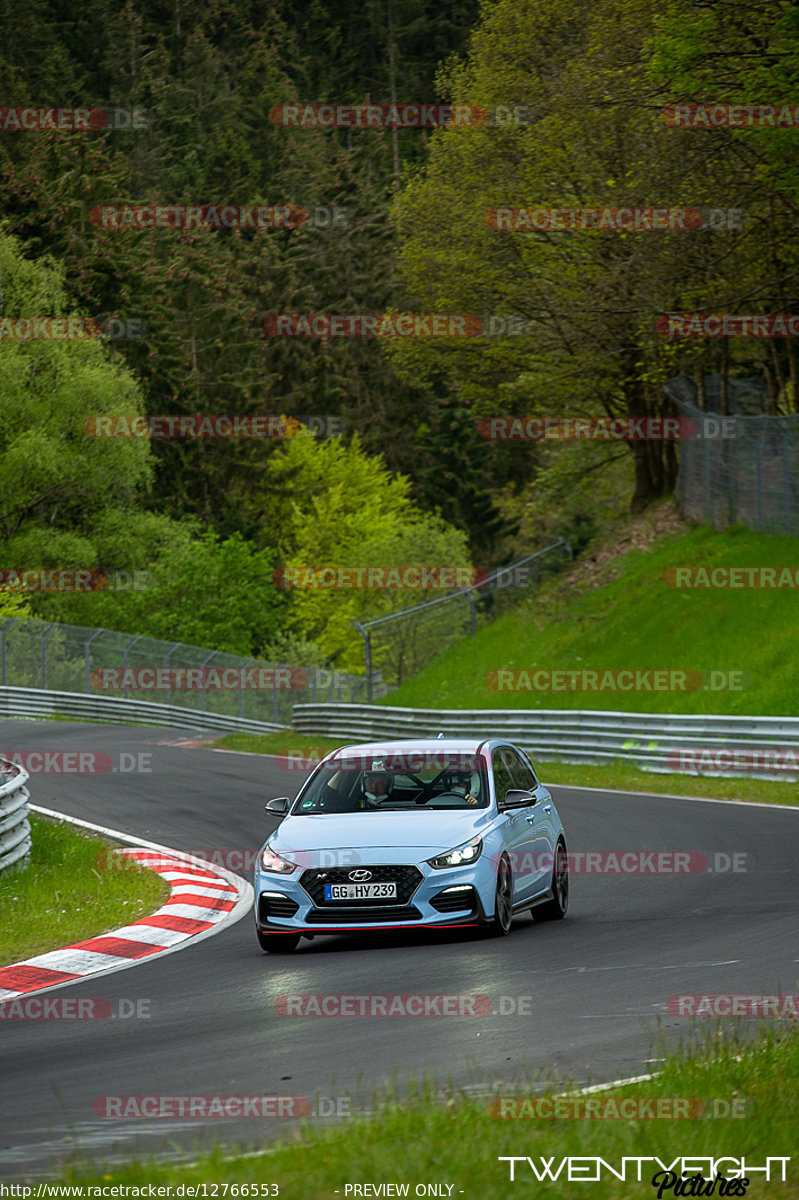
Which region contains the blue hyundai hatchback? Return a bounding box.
[253,738,569,953]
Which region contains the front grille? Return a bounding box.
[300,865,423,907]
[259,893,299,922]
[306,905,422,924]
[430,887,477,914]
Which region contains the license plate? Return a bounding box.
[324,882,397,901]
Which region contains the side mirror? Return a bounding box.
[265,797,290,815]
[502,788,535,809]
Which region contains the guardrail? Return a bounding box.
[292,704,799,782]
[2,687,796,783]
[0,687,287,734]
[0,757,31,875]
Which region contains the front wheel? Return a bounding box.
[256,928,301,953]
[534,840,569,921]
[489,855,513,936]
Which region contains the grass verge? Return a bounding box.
[51,1023,799,1196]
[0,814,169,966]
[212,731,799,807]
[382,515,799,715]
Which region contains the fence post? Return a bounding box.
[353,622,372,703]
[1,618,18,686]
[40,623,56,690]
[162,641,181,706]
[755,425,765,529]
[84,628,105,692]
[198,649,216,712]
[239,657,254,720]
[122,635,143,697]
[782,431,792,532]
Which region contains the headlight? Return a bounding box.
[260,845,297,873]
[427,836,483,870]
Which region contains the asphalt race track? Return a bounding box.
[1,718,798,1179]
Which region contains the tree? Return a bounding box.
[0,226,157,567]
[264,431,473,669]
[388,0,798,508]
[0,0,494,543]
[47,532,283,656]
[0,228,284,653]
[647,0,799,412]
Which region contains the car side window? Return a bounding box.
[506,749,538,793]
[492,748,516,807]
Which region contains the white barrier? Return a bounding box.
[0,757,31,874]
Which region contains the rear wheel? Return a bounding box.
[489,855,513,936]
[256,928,301,953]
[534,840,569,921]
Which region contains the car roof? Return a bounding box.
[325,737,492,759]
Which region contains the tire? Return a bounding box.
[489,855,513,936]
[534,839,569,921]
[256,928,301,953]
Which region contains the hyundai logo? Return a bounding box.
[349,869,372,882]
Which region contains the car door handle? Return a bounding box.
[543,805,552,814]
[525,814,536,823]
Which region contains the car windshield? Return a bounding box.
[292,753,490,813]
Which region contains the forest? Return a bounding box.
[1,0,796,666]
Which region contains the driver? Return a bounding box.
[449,769,480,806]
[360,770,393,808]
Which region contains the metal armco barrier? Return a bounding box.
[0,756,31,875]
[291,704,799,782]
[0,687,286,735]
[2,686,796,783]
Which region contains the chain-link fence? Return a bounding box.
[354,539,573,699]
[0,618,367,725]
[0,543,572,715]
[665,376,799,535]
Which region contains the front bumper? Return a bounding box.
[254,860,490,934]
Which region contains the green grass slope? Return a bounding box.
[382,509,799,715]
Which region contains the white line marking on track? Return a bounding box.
[547,782,799,811]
